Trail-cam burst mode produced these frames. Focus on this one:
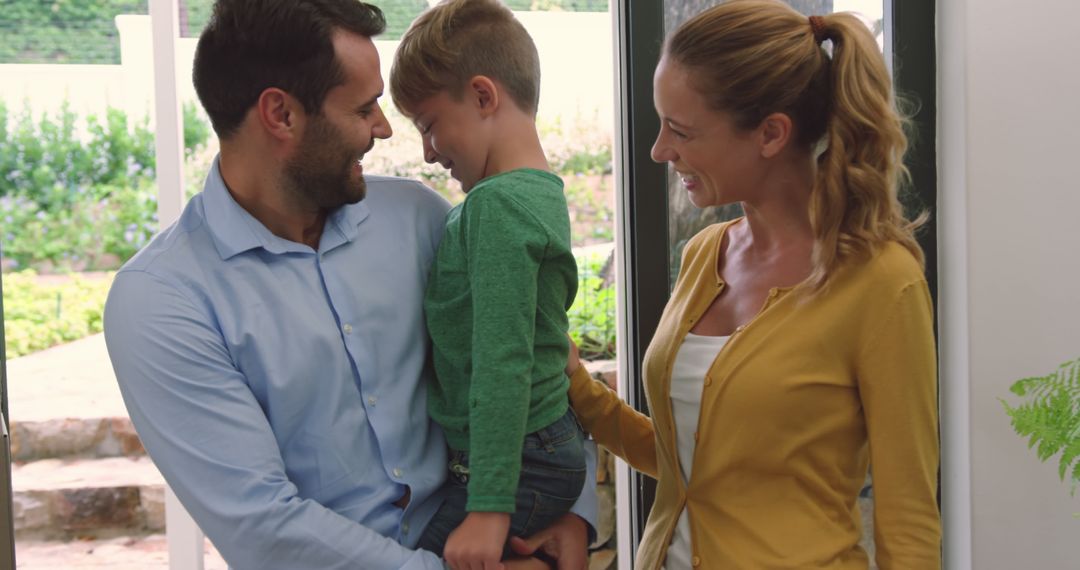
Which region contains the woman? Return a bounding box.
[565,1,941,568]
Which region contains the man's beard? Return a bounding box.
[283,115,368,210]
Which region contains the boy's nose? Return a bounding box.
[422,136,438,164]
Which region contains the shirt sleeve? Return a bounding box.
[855,280,942,569]
[103,270,444,570]
[461,190,550,512]
[567,365,658,478]
[570,440,600,542]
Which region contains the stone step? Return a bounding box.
[16,533,227,569]
[11,417,144,462]
[12,456,164,541]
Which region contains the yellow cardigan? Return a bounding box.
[569,220,940,569]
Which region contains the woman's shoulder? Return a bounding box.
[838,240,927,294]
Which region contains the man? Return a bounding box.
[103,1,594,568]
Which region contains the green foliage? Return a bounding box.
[1001,357,1080,494]
[0,100,210,272]
[1,270,113,358]
[0,0,146,63]
[378,0,431,39]
[0,100,155,207]
[505,0,609,10]
[568,249,616,360]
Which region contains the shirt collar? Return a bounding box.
[201,156,370,260]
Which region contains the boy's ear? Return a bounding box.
[468,75,499,118]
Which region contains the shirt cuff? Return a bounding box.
[569,440,600,544]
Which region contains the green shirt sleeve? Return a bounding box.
[461,188,549,512]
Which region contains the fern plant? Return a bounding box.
[1001,357,1080,494]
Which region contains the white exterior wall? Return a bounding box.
[0,13,614,132]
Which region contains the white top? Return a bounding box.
[664,332,729,570]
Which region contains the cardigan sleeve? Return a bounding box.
[855,279,942,569]
[567,365,659,479]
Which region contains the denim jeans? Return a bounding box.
[417,408,587,557]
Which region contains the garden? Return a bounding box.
[0,99,617,361]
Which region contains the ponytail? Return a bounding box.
[805,12,926,290]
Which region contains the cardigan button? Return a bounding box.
[692,556,702,567]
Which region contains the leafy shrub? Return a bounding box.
[0,100,208,272]
[569,248,616,360]
[1,270,113,358]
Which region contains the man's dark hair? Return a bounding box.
[193,0,386,139]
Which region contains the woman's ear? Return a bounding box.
[468,75,500,118]
[759,112,793,158]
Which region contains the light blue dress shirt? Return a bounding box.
[104,159,597,570]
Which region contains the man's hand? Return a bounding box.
[503,557,554,570]
[445,511,511,570]
[565,336,582,376]
[508,513,588,570]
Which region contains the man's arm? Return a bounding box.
[104,270,444,570]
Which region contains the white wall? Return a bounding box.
[0,13,613,132]
[939,1,1080,568]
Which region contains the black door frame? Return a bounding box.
[1,243,17,567]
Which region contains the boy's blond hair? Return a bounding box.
[390,0,541,115]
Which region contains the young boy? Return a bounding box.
[389,0,586,567]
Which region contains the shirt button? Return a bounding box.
[367,395,377,406]
[692,556,701,567]
[393,468,403,478]
[402,522,410,534]
[342,323,353,334]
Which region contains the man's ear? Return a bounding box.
[468,75,500,118]
[758,112,793,159]
[255,88,304,142]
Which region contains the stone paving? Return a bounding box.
[6,334,227,567]
[17,534,226,569]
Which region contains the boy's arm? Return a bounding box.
[461,191,552,513]
[104,271,445,570]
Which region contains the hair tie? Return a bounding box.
[809,15,828,45]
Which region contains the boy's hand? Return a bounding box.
[565,335,582,376]
[445,511,511,570]
[508,513,589,570]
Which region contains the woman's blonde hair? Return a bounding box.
[666,0,926,289]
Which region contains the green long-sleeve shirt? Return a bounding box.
[424,168,578,513]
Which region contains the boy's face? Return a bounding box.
[408,90,491,192]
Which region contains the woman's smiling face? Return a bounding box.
[650,57,764,209]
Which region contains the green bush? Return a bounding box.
[0,100,209,272]
[569,249,616,360]
[1,270,113,358]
